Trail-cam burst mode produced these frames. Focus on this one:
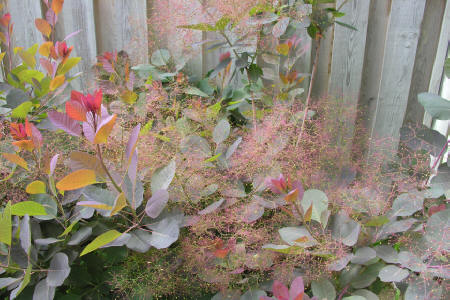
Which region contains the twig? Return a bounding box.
[295,38,321,147]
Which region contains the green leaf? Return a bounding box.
[418,92,450,120]
[278,226,319,248]
[365,215,390,227]
[215,17,231,31]
[58,57,81,75]
[185,86,209,98]
[17,70,45,84]
[424,208,449,251]
[301,189,329,225]
[11,201,47,216]
[213,119,231,144]
[58,220,79,237]
[262,244,304,254]
[335,20,358,31]
[312,278,336,300]
[178,23,217,31]
[445,58,450,78]
[11,101,33,119]
[47,253,71,287]
[307,24,319,39]
[247,63,263,83]
[378,265,409,282]
[10,264,31,299]
[0,201,12,245]
[80,230,122,256]
[204,153,222,163]
[151,160,176,193]
[151,49,171,67]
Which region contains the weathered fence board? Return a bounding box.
[311,3,335,100]
[56,0,97,91]
[367,0,426,156]
[328,0,369,151]
[6,0,42,50]
[328,0,369,101]
[357,0,391,139]
[94,0,148,64]
[404,0,447,125]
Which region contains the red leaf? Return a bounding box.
[429,204,446,216]
[66,101,87,122]
[272,280,289,300]
[48,110,81,137]
[289,276,305,300]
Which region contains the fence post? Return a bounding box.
[55,0,97,91]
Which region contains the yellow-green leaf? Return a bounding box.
[77,201,113,210]
[57,57,81,75]
[204,153,222,163]
[80,230,122,256]
[56,169,97,191]
[50,74,65,91]
[11,101,33,119]
[120,90,138,104]
[0,52,5,62]
[276,43,290,56]
[11,201,47,216]
[25,180,46,194]
[18,49,36,68]
[93,114,117,144]
[110,193,127,216]
[2,153,29,170]
[59,220,79,237]
[0,201,12,245]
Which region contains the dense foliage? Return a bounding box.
[0,1,449,299]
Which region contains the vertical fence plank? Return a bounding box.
[357,0,391,138]
[6,0,42,50]
[404,0,447,125]
[367,0,426,156]
[56,0,97,91]
[95,0,148,64]
[328,0,370,150]
[311,3,335,100]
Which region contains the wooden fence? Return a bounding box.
[2,0,450,157]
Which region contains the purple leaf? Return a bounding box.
[125,124,141,164]
[145,189,169,218]
[289,276,305,300]
[49,154,59,176]
[198,198,225,215]
[128,149,138,185]
[48,111,81,137]
[46,8,57,26]
[82,120,95,142]
[272,280,289,300]
[241,201,264,223]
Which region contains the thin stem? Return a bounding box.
[426,140,450,186]
[295,38,321,148]
[337,284,350,300]
[96,144,122,193]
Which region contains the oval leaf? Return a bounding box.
[11,201,47,216]
[56,169,96,191]
[145,189,169,218]
[80,230,122,256]
[26,181,46,194]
